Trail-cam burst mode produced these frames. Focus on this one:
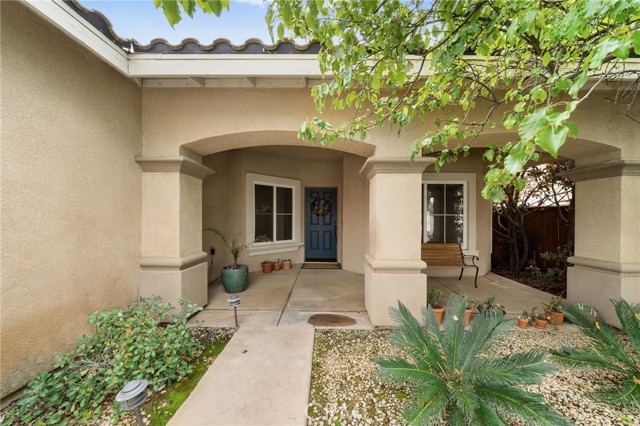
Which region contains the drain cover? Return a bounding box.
[307,314,357,327]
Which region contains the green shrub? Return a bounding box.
[552,299,640,410]
[377,295,570,425]
[2,297,203,425]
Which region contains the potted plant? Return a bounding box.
[544,296,565,326]
[205,229,251,294]
[532,306,548,329]
[477,296,505,315]
[282,259,292,270]
[261,260,273,273]
[273,259,281,272]
[427,289,446,324]
[464,298,477,327]
[517,311,530,328]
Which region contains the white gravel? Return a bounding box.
[309,327,639,426]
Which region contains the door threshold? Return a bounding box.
[302,262,341,270]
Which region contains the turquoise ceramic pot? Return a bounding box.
[221,265,249,293]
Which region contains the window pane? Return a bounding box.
[446,184,464,215]
[276,214,292,240]
[427,216,444,243]
[255,214,273,241]
[255,185,273,214]
[276,187,292,213]
[445,215,464,244]
[427,184,444,215]
[255,184,273,240]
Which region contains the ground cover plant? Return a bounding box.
[0,297,204,426]
[378,296,570,425]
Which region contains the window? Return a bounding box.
[424,183,465,244]
[423,173,476,251]
[254,184,293,241]
[246,174,302,255]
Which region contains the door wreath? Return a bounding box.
[311,198,332,217]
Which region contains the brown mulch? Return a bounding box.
[492,264,566,297]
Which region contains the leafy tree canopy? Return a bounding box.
[156,0,640,202]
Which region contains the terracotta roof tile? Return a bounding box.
[67,0,319,54]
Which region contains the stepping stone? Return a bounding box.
[168,326,314,426]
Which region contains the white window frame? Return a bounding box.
[246,173,303,255]
[422,173,477,254]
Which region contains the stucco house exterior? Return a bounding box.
[1,0,639,399]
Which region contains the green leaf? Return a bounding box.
[535,125,569,158]
[519,108,549,141]
[277,23,285,41]
[542,52,551,67]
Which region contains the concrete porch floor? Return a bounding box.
[194,264,373,329]
[193,265,561,328]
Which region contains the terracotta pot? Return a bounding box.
[282,260,292,270]
[535,318,548,329]
[273,262,281,271]
[546,311,565,326]
[433,307,445,325]
[517,318,530,329]
[261,262,273,273]
[464,309,473,327]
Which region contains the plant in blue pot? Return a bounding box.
[205,229,269,293]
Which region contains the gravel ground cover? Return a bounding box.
[310,328,638,426]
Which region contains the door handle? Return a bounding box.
[334,224,337,242]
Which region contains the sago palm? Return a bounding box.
[377,295,570,425]
[552,299,640,409]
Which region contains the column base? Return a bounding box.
[139,253,209,309]
[364,256,427,326]
[567,256,640,327]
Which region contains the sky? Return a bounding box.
[78,0,274,45]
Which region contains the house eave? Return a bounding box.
[23,0,129,76]
[24,0,640,87]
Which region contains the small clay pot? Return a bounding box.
[517,318,530,329]
[273,262,281,272]
[282,260,292,270]
[433,307,445,325]
[261,262,273,273]
[535,318,548,329]
[546,311,565,326]
[464,309,473,327]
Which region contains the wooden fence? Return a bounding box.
[492,206,572,268]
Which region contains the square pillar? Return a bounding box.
[136,156,215,309]
[562,160,640,325]
[360,157,434,326]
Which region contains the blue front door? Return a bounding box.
[305,188,337,261]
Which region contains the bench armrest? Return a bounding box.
[462,254,479,267]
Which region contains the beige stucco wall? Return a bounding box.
[0,2,142,397]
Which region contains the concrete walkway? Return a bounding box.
[168,326,315,426]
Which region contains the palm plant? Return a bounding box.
[377,295,570,425]
[552,299,640,410]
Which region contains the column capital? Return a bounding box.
[135,156,215,180]
[559,159,640,182]
[359,157,434,180]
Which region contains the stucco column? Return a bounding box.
[135,156,215,309]
[561,160,640,325]
[359,157,434,326]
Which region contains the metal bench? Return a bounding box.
[421,243,480,288]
